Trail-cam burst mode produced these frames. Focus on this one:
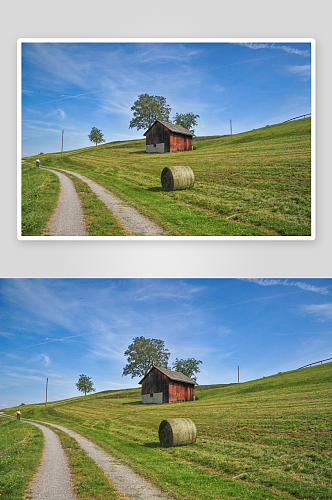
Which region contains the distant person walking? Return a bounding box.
[16,410,21,420]
[36,158,40,167]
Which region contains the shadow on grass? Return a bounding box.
[144,442,161,449]
[147,187,164,192]
[122,401,143,406]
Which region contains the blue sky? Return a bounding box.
[1,278,331,409]
[20,40,312,157]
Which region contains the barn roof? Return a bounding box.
[139,366,196,385]
[143,120,194,137]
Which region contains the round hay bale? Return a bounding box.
[161,166,194,191]
[159,418,197,447]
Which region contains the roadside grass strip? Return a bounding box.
[52,427,128,500]
[0,417,43,500]
[26,118,311,236]
[21,163,60,236]
[11,363,332,500]
[66,173,129,236]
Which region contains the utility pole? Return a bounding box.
[45,378,48,407]
[61,130,64,156]
[230,120,232,135]
[237,366,239,383]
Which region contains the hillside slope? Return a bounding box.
[6,362,331,500]
[26,118,312,236]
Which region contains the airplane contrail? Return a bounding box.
[3,332,91,352]
[39,90,103,105]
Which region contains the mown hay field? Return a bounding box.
[8,362,331,500]
[0,417,43,500]
[26,118,312,237]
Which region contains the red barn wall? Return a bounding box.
[169,380,195,403]
[170,133,192,153]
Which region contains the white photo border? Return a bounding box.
[17,38,316,241]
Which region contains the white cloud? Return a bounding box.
[213,84,226,93]
[57,109,66,120]
[240,43,310,57]
[132,280,204,303]
[302,303,332,322]
[139,45,201,63]
[41,354,50,366]
[23,43,94,90]
[278,46,311,57]
[99,101,132,116]
[286,65,311,79]
[88,345,124,361]
[25,353,51,368]
[0,331,15,337]
[218,325,233,336]
[240,43,273,50]
[244,279,329,295]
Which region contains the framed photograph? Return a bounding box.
[18,38,315,240]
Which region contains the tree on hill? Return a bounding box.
[172,357,202,382]
[122,336,171,379]
[88,127,105,146]
[173,112,200,135]
[76,374,96,396]
[129,94,171,131]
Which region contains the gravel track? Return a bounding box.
[37,421,171,500]
[43,169,88,236]
[0,413,171,500]
[27,422,77,500]
[55,168,164,236]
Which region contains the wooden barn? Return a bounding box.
[139,366,195,404]
[144,120,193,154]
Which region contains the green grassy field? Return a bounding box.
[21,162,60,236]
[0,417,43,500]
[5,362,331,500]
[24,118,312,237]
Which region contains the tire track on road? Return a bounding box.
[55,168,164,236]
[43,169,88,236]
[26,422,78,500]
[35,420,171,500]
[0,413,171,500]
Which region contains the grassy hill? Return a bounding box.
[23,117,312,237]
[4,362,331,499]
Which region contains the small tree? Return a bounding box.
[88,127,105,146]
[129,94,171,131]
[76,374,96,396]
[172,357,202,382]
[122,336,171,379]
[172,112,200,135]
